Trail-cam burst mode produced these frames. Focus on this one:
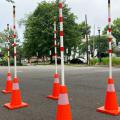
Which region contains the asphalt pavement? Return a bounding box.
[0,65,120,120]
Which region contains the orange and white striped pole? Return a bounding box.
[108,0,112,79]
[97,0,120,115]
[56,0,72,119]
[2,24,13,94]
[13,6,17,79]
[47,17,60,100]
[7,24,11,74]
[59,0,64,86]
[4,5,28,110]
[54,16,58,75]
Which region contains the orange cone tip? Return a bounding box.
[47,73,60,100]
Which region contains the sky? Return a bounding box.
[0,0,120,42]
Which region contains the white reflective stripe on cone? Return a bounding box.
[107,84,115,92]
[13,83,19,90]
[54,78,59,83]
[58,93,69,105]
[7,76,11,81]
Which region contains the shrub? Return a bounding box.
[90,57,120,65]
[90,58,98,65]
[0,57,23,66]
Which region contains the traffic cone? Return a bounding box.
[56,85,72,120]
[47,73,60,100]
[4,77,28,110]
[2,72,12,94]
[97,78,120,115]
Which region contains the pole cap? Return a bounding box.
[13,5,16,8]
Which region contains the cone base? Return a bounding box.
[2,90,12,94]
[97,106,120,115]
[4,102,28,110]
[47,95,58,100]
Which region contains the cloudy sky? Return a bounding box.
[0,0,120,41]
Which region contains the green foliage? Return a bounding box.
[22,1,90,58]
[112,18,120,44]
[0,57,22,66]
[90,57,120,65]
[102,57,120,65]
[103,18,120,45]
[76,22,91,54]
[78,21,91,38]
[102,57,109,65]
[90,58,98,65]
[5,0,14,3]
[0,28,23,65]
[80,35,108,55]
[90,35,108,53]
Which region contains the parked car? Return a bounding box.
[70,58,84,64]
[77,57,87,64]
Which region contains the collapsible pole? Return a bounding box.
[56,1,72,119]
[54,16,58,74]
[13,5,17,79]
[2,24,13,94]
[7,24,11,73]
[47,17,60,100]
[59,0,65,86]
[97,0,120,115]
[108,0,112,79]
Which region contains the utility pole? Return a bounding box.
[93,25,95,58]
[98,27,101,63]
[85,14,89,65]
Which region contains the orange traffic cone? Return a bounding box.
[97,78,120,115]
[47,73,60,100]
[2,72,12,94]
[4,77,28,110]
[56,85,72,120]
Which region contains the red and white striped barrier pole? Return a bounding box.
[47,17,60,100]
[56,0,72,119]
[108,0,112,79]
[59,0,65,86]
[7,24,11,74]
[97,0,120,115]
[4,5,28,110]
[2,24,13,94]
[13,5,17,79]
[54,16,58,75]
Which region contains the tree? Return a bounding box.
[75,21,91,56]
[0,28,22,65]
[103,18,120,45]
[21,1,81,60]
[5,0,14,3]
[89,35,108,54]
[79,35,108,59]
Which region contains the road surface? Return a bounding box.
[0,65,120,120]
